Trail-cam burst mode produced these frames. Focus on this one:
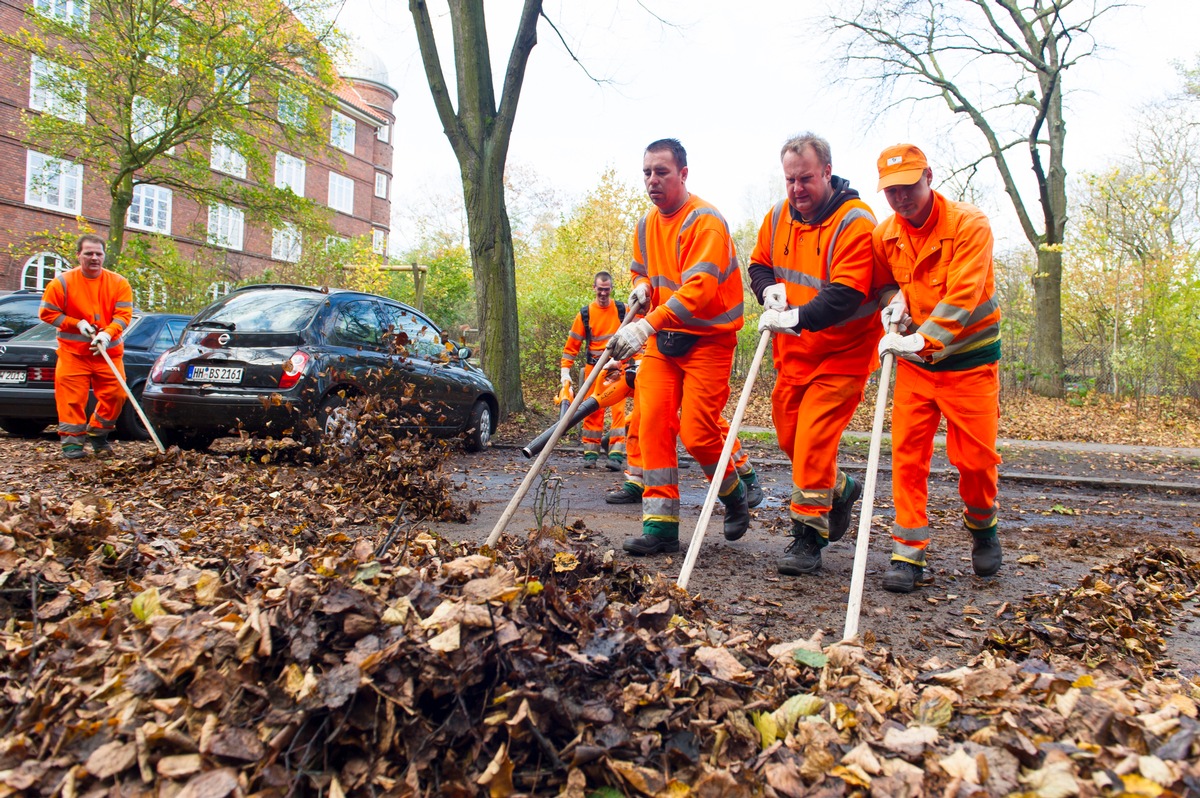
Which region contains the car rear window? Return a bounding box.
[193,290,325,332]
[7,322,57,342]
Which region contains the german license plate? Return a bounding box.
[187,365,243,383]
[0,369,26,384]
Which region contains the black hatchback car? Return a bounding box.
[0,312,191,438]
[141,285,498,451]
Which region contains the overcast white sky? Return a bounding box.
[333,1,1195,252]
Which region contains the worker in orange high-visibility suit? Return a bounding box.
[609,138,753,555]
[751,133,885,577]
[38,234,133,459]
[560,271,628,471]
[872,143,1003,594]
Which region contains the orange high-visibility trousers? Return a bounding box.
[54,348,126,445]
[890,360,1001,565]
[637,335,737,526]
[583,364,627,456]
[772,372,868,535]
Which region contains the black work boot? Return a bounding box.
[777,523,824,576]
[606,482,643,504]
[89,434,115,458]
[604,454,624,472]
[741,470,764,509]
[827,474,862,542]
[623,521,680,556]
[971,533,1003,576]
[720,480,750,541]
[882,560,925,593]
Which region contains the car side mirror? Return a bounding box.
[457,346,472,360]
[0,326,13,341]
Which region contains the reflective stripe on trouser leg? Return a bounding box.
[87,355,126,436]
[891,523,931,566]
[773,372,868,538]
[641,466,680,522]
[636,347,684,528]
[54,348,96,444]
[890,360,942,560]
[941,362,1001,532]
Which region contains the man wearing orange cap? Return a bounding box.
[39,234,133,459]
[872,144,1003,593]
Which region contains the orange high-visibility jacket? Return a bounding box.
[39,267,134,358]
[561,300,625,369]
[750,196,882,382]
[630,194,744,337]
[872,192,1000,364]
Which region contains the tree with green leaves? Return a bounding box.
[830,0,1125,397]
[4,0,346,266]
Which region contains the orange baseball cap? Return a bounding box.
[876,144,929,191]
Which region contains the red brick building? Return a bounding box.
[0,0,397,292]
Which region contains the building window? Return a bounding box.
[147,25,179,73]
[22,252,69,290]
[207,281,232,301]
[210,131,246,178]
[26,150,82,213]
[277,84,307,127]
[213,65,249,103]
[374,172,388,199]
[372,229,386,255]
[132,96,171,149]
[127,183,172,233]
[330,111,355,154]
[207,203,244,250]
[30,56,86,123]
[272,223,301,263]
[376,124,390,143]
[325,235,349,251]
[33,0,88,26]
[274,152,305,197]
[328,172,354,215]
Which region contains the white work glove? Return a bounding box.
[762,284,788,312]
[90,330,112,354]
[560,367,572,386]
[609,318,654,360]
[878,332,924,358]
[76,319,97,337]
[627,283,649,310]
[758,308,800,336]
[880,291,912,332]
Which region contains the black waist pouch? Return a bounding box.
[656,330,700,357]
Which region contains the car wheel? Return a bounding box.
[0,417,51,437]
[463,400,492,453]
[159,429,216,451]
[318,394,356,446]
[116,382,152,441]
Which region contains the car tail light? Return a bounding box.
[150,354,167,383]
[27,367,55,382]
[279,350,310,389]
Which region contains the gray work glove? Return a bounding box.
[90,330,112,354]
[77,319,97,337]
[609,318,653,360]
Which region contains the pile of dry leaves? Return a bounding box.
[2,411,1199,796]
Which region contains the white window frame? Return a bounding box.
[376,124,390,143]
[33,0,88,27]
[207,281,232,301]
[25,150,83,214]
[330,111,355,154]
[272,223,301,263]
[132,96,171,151]
[274,152,306,197]
[327,171,354,215]
[207,203,244,250]
[126,183,172,233]
[30,55,86,124]
[210,131,246,178]
[325,235,349,251]
[147,24,179,73]
[372,229,386,256]
[374,172,388,199]
[22,252,69,290]
[277,84,308,128]
[213,65,249,103]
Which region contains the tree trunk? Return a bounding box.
[105,173,135,268]
[1030,247,1064,396]
[463,160,524,416]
